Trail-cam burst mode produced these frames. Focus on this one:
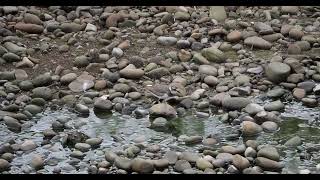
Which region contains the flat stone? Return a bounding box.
[222,97,251,110]
[244,36,272,50]
[69,78,94,93]
[15,22,44,34]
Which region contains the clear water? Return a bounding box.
[1,100,320,173]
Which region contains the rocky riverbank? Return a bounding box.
[1,6,320,174]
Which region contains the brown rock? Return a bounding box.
[106,14,124,28]
[15,22,44,34]
[293,88,306,99]
[227,30,241,42]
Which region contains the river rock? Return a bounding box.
[215,153,234,164]
[106,14,124,28]
[153,159,169,170]
[112,48,123,58]
[257,146,280,161]
[204,76,219,86]
[85,138,103,147]
[60,22,85,33]
[255,157,284,171]
[149,103,177,118]
[75,104,89,114]
[199,65,218,76]
[131,158,154,174]
[174,160,191,172]
[15,22,44,34]
[30,154,44,170]
[74,56,89,67]
[298,81,316,93]
[32,74,52,87]
[151,117,168,130]
[16,57,34,68]
[265,62,291,83]
[32,87,52,100]
[157,36,177,46]
[245,103,264,115]
[20,140,37,151]
[119,65,144,79]
[177,40,190,49]
[301,98,317,107]
[3,6,18,14]
[281,6,299,14]
[3,52,20,63]
[24,104,42,115]
[184,136,203,145]
[60,73,77,84]
[75,143,91,152]
[241,121,262,136]
[196,158,213,170]
[3,42,26,55]
[94,98,113,111]
[174,11,190,21]
[264,100,285,111]
[164,151,178,165]
[4,116,21,132]
[69,78,94,93]
[284,136,302,147]
[0,71,15,80]
[105,151,118,163]
[244,147,257,158]
[24,13,42,25]
[244,36,272,49]
[0,159,10,172]
[112,84,129,94]
[209,92,231,106]
[293,88,305,99]
[85,23,97,32]
[145,67,170,79]
[289,28,304,40]
[193,53,210,64]
[254,22,274,35]
[267,88,285,98]
[179,152,199,163]
[114,157,132,171]
[261,121,278,132]
[14,69,27,80]
[201,47,226,63]
[232,154,250,170]
[235,75,250,86]
[227,30,241,42]
[209,6,227,21]
[222,97,251,110]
